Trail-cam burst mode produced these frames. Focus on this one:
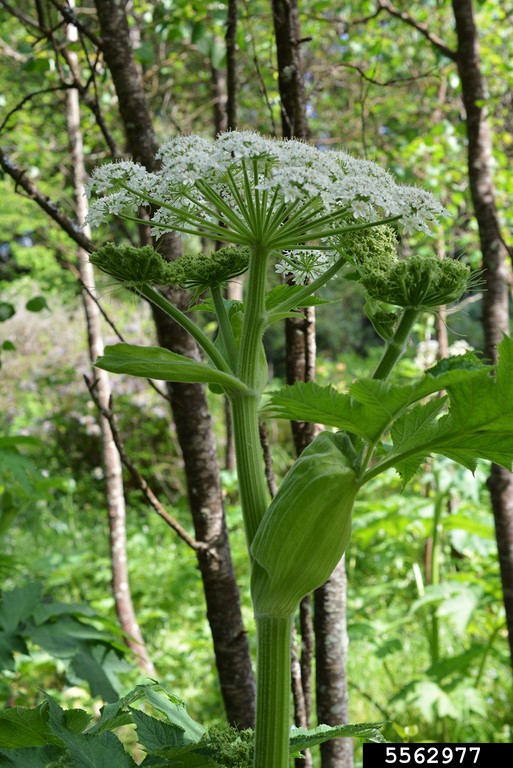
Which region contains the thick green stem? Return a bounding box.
[231,394,270,547]
[372,307,419,381]
[254,615,293,768]
[138,284,231,373]
[211,284,238,371]
[229,245,272,545]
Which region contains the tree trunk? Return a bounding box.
[314,557,353,768]
[64,4,156,677]
[451,0,513,674]
[92,0,255,726]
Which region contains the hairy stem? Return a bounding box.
[372,307,419,381]
[254,616,293,768]
[211,284,239,371]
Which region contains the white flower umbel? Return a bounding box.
[276,249,337,284]
[87,131,447,268]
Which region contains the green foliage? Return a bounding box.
[264,338,513,486]
[0,583,130,702]
[96,343,248,393]
[0,684,384,767]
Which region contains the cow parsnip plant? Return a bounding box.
[85,132,512,768]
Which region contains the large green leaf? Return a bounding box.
[0,745,65,767]
[139,685,205,743]
[46,697,136,768]
[0,584,42,632]
[289,721,386,753]
[0,705,60,749]
[370,337,513,481]
[262,353,488,443]
[95,343,246,393]
[261,382,364,435]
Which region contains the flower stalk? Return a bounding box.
[86,130,456,768]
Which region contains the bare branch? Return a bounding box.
[377,0,457,62]
[84,375,207,554]
[47,0,103,49]
[336,61,441,88]
[0,85,75,136]
[0,147,94,252]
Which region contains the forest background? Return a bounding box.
[0,1,512,767]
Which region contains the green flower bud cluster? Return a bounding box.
[335,224,399,274]
[362,253,472,309]
[90,244,170,286]
[201,725,253,768]
[90,244,250,291]
[169,246,250,290]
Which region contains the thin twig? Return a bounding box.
[336,61,441,88]
[47,0,103,48]
[377,0,457,62]
[84,375,207,554]
[0,85,76,135]
[0,147,94,252]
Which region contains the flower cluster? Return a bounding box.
[86,132,448,266]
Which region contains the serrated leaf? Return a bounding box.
[139,686,205,743]
[0,705,60,749]
[70,648,126,703]
[289,721,386,753]
[263,354,487,444]
[63,730,136,768]
[88,686,149,735]
[261,382,363,434]
[366,336,513,483]
[46,697,136,768]
[0,745,65,767]
[130,708,186,752]
[95,343,246,393]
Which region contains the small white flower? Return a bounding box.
[86,131,448,253]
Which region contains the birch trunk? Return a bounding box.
[64,3,155,676]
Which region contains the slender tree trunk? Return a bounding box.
[64,4,156,676]
[92,0,255,726]
[225,0,238,131]
[451,0,513,674]
[314,557,353,768]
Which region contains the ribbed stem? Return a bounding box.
[231,394,270,547]
[237,244,268,390]
[230,244,271,546]
[372,307,419,381]
[254,615,293,768]
[211,284,238,371]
